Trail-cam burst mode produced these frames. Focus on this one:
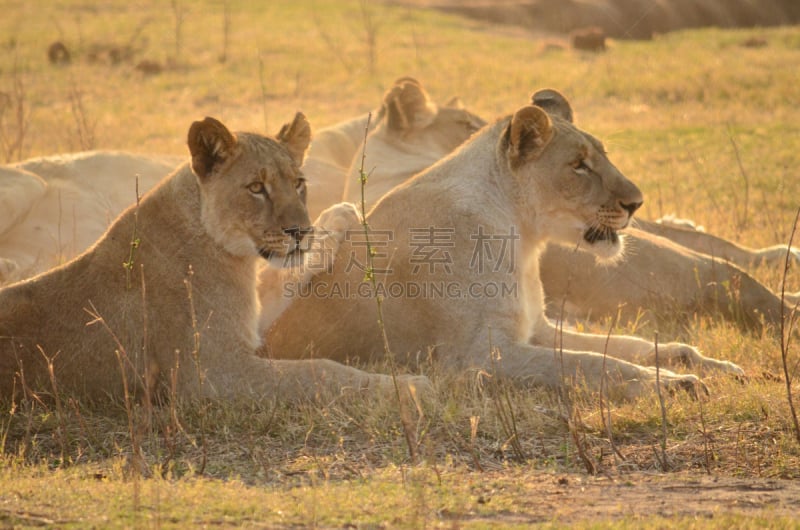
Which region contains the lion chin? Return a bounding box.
[583,225,619,245]
[261,247,305,269]
[581,226,626,262]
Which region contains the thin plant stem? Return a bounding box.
[654,333,670,471]
[487,328,525,461]
[39,347,67,465]
[727,126,750,231]
[779,207,800,444]
[356,112,418,463]
[600,313,625,464]
[123,177,141,290]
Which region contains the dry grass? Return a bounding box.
[1,0,800,526]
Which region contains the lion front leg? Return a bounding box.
[199,355,431,403]
[638,342,744,376]
[263,358,432,402]
[478,336,706,401]
[533,318,743,376]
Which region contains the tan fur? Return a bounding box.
[0,151,182,282]
[267,98,741,400]
[302,112,376,219]
[634,217,799,269]
[541,230,790,333]
[324,86,794,335]
[0,115,421,404]
[341,78,485,210]
[5,77,790,346]
[0,166,47,238]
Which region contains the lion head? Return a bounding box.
[188,114,313,267]
[378,77,485,154]
[502,89,643,261]
[343,77,486,207]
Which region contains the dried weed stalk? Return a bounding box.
[653,333,670,471]
[67,76,96,151]
[356,112,419,463]
[0,58,29,162]
[779,207,800,444]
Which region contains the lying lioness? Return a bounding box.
[0,114,421,404]
[267,95,743,400]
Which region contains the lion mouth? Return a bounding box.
[259,247,305,266]
[583,225,619,245]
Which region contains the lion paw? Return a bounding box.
[651,342,743,376]
[787,247,800,267]
[754,245,800,267]
[661,373,709,399]
[301,203,362,273]
[708,359,745,377]
[313,202,361,240]
[619,369,707,401]
[374,373,433,402]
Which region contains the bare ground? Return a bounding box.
[460,470,800,524]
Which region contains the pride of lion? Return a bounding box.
[0,77,796,403]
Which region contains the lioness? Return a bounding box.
[325,84,795,335]
[267,97,742,399]
[0,114,418,403]
[0,151,183,282]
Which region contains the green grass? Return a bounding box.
[2,1,800,526]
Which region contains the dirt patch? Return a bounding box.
[454,470,800,524]
[392,0,800,39]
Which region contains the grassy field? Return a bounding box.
[1,0,800,527]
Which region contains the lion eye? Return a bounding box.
[296,179,306,194]
[247,181,266,195]
[572,158,590,172]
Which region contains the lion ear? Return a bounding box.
[507,105,554,167]
[384,78,438,132]
[531,89,573,123]
[277,112,312,166]
[444,96,465,110]
[188,117,238,180]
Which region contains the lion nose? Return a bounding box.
[620,200,643,217]
[283,226,311,243]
